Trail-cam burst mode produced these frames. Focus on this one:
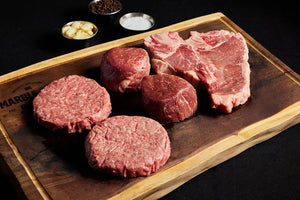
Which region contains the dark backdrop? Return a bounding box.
[0,0,299,199]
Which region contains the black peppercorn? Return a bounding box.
[90,0,122,14]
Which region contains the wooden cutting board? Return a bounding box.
[0,12,299,200]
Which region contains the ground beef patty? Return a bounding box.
[33,75,111,133]
[85,115,171,177]
[141,74,198,123]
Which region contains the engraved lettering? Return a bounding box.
[0,100,9,109]
[1,90,39,109]
[13,96,23,104]
[8,98,16,106]
[20,93,30,101]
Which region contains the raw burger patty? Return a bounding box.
[33,75,111,133]
[101,47,151,93]
[85,115,171,177]
[142,74,198,123]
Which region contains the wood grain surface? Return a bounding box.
[0,12,299,200]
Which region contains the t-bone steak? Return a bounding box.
[142,74,197,123]
[85,115,171,177]
[101,47,151,93]
[144,30,250,113]
[33,75,111,133]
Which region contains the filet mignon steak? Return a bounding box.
[85,115,171,177]
[101,47,151,93]
[142,74,198,123]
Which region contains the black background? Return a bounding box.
[0,0,299,199]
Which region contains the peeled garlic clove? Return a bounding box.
[71,21,81,29]
[87,30,94,36]
[81,23,93,31]
[62,26,71,34]
[73,30,91,39]
[65,27,77,38]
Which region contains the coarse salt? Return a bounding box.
[121,16,152,31]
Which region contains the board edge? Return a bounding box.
[0,121,51,200]
[108,101,300,200]
[0,12,224,86]
[1,12,299,200]
[0,12,224,200]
